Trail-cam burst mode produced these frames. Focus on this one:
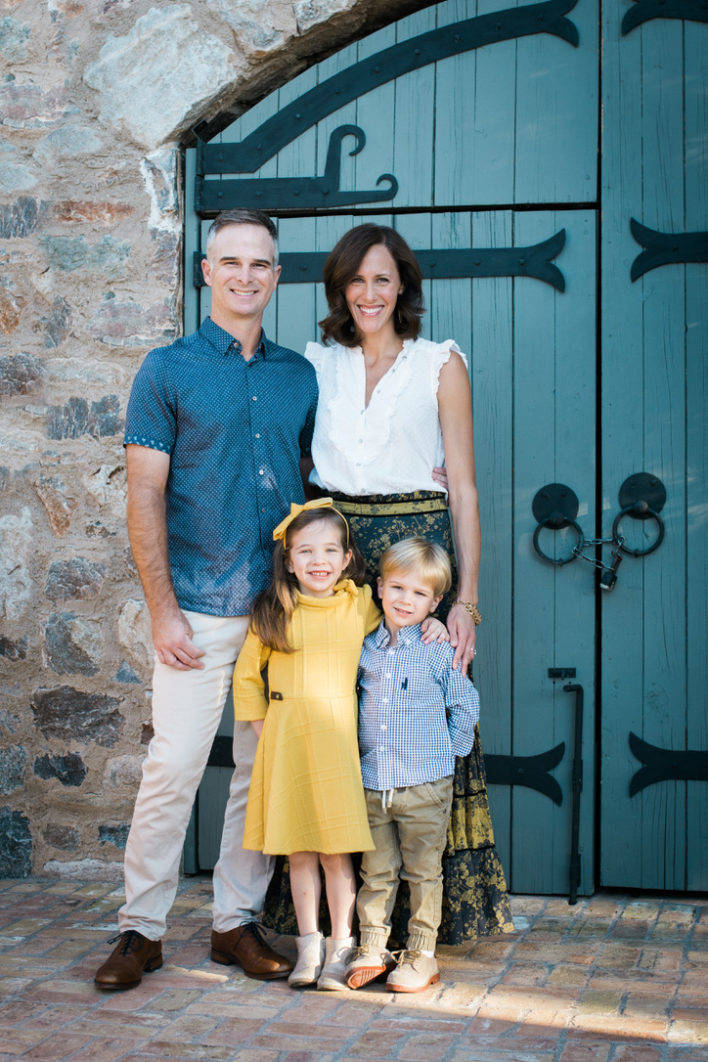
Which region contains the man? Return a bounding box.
[95,209,318,990]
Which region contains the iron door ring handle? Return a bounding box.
[532,519,584,566]
[612,504,665,557]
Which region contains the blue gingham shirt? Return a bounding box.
[124,318,318,616]
[358,621,480,790]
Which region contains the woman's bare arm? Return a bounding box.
[437,351,481,671]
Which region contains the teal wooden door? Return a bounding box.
[599,2,707,890]
[183,0,706,893]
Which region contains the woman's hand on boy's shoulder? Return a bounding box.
[420,616,450,644]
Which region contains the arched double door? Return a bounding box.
[183,0,707,895]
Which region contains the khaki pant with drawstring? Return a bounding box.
[357,776,453,953]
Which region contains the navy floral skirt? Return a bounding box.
[261,490,514,945]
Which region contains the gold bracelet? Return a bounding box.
[456,600,482,625]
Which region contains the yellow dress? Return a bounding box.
[234,579,380,855]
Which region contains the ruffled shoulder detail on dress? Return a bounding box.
[302,340,329,374]
[430,338,465,394]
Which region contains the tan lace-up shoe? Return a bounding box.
[386,950,440,993]
[94,930,162,991]
[345,944,396,989]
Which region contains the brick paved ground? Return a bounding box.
[0,878,705,1061]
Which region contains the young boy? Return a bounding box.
[346,537,480,993]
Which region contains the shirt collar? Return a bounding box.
[371,620,423,649]
[200,317,269,359]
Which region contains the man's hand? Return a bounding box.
[421,615,450,644]
[446,603,477,671]
[152,606,205,671]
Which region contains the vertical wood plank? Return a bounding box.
[512,210,595,894]
[684,22,708,893]
[354,25,396,206]
[600,0,645,889]
[514,0,598,203]
[469,210,514,881]
[434,0,479,206]
[391,5,436,207]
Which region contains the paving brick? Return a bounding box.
[668,1019,708,1045]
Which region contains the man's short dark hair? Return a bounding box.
[205,209,279,264]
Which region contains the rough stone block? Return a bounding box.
[0,353,43,396]
[103,754,143,791]
[45,394,122,439]
[0,283,24,335]
[45,557,106,603]
[117,598,151,670]
[98,823,130,849]
[294,0,351,32]
[33,474,77,536]
[0,197,46,239]
[0,141,37,193]
[36,296,71,348]
[116,661,141,684]
[0,745,26,795]
[43,823,80,851]
[33,752,88,788]
[51,200,134,224]
[0,507,33,620]
[91,297,177,348]
[41,857,123,881]
[83,6,235,149]
[31,686,124,746]
[40,234,130,274]
[0,807,31,877]
[0,16,31,62]
[0,635,27,661]
[44,612,101,676]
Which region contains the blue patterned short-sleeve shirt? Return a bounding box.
[124,318,318,617]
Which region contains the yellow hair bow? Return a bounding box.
[272,497,349,546]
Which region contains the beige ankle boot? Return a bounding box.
[288,931,325,988]
[317,935,356,991]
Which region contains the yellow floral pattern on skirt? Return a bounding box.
[262,491,514,944]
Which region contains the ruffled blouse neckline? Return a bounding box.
[295,578,358,607]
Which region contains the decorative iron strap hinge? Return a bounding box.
[208,736,566,804]
[622,0,708,35]
[628,732,708,796]
[194,231,566,292]
[630,219,708,281]
[196,0,579,176]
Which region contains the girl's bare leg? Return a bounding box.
[289,852,321,936]
[319,853,356,939]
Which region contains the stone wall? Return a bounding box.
[0,0,430,878]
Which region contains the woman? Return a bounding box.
[264,224,513,945]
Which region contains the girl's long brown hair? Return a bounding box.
[251,507,366,653]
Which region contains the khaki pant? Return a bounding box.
[357,776,453,952]
[119,611,273,940]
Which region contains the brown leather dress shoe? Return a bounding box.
[211,923,293,980]
[94,930,163,991]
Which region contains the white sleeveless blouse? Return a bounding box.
[303,337,463,496]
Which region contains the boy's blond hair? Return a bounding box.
[380,537,452,598]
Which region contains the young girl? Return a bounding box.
[234,498,445,991]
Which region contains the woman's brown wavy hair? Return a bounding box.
[319,224,424,347]
[250,507,366,653]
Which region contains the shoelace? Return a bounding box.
[107,930,144,955]
[239,921,268,945]
[391,948,424,967]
